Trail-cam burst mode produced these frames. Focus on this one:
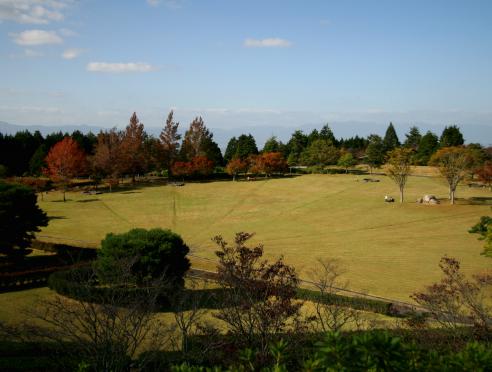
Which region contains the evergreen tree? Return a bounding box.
[319,124,337,146]
[301,139,339,166]
[365,134,385,172]
[440,125,464,147]
[262,136,282,153]
[416,131,439,165]
[383,122,400,152]
[286,130,308,165]
[307,129,320,145]
[224,137,238,163]
[159,110,181,175]
[403,126,422,150]
[235,134,258,159]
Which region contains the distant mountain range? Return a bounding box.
[1,121,491,150]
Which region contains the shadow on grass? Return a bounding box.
[51,199,73,203]
[76,198,100,203]
[460,197,492,206]
[48,216,66,220]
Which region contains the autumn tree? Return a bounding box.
[180,116,208,160]
[386,147,413,203]
[430,147,471,204]
[226,158,248,181]
[476,161,492,191]
[250,152,287,177]
[120,112,146,182]
[212,232,303,355]
[180,117,222,165]
[43,137,86,201]
[159,110,181,177]
[91,129,123,191]
[171,156,214,178]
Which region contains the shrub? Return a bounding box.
[0,182,48,259]
[96,228,190,287]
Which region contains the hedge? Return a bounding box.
[48,266,172,308]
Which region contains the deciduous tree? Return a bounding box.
[43,137,86,201]
[212,232,303,354]
[120,112,147,182]
[430,146,470,204]
[226,158,248,181]
[301,139,339,166]
[159,110,181,176]
[91,129,123,191]
[476,162,492,191]
[337,152,357,173]
[386,147,413,203]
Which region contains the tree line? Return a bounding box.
[1,113,491,183]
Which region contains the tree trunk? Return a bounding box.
[451,189,455,205]
[233,174,236,182]
[400,187,404,203]
[63,189,66,202]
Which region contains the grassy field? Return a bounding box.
[34,173,491,302]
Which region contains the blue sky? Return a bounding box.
[0,0,491,138]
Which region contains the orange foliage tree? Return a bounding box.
[250,152,287,177]
[43,137,86,201]
[476,161,492,191]
[225,158,248,181]
[171,156,214,179]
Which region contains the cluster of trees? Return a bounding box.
[2,116,492,189]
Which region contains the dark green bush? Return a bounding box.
[0,182,48,259]
[96,228,190,287]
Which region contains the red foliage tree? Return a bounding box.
[171,156,214,179]
[225,158,248,181]
[91,129,123,192]
[190,156,214,176]
[249,152,287,177]
[43,137,86,201]
[120,112,146,182]
[172,161,193,178]
[476,161,492,191]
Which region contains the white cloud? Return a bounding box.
[0,0,69,25]
[9,29,63,45]
[146,0,160,6]
[86,62,157,73]
[62,48,84,59]
[244,38,292,48]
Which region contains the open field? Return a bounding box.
[35,173,491,302]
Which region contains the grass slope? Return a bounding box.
[37,174,491,301]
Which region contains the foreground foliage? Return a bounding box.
[0,182,48,259]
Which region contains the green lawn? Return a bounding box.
[36,173,491,302]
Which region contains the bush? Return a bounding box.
[96,228,190,287]
[0,182,48,259]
